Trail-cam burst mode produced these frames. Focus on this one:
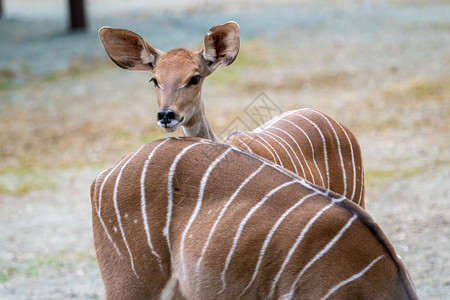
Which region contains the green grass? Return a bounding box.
[207,39,286,87]
[365,167,423,185]
[0,264,18,282]
[0,173,56,196]
[0,252,96,281]
[430,22,450,32]
[0,156,51,195]
[140,132,165,144]
[384,78,450,102]
[0,57,110,92]
[409,80,450,101]
[42,57,110,83]
[0,68,23,91]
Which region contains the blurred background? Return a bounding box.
[0,0,449,298]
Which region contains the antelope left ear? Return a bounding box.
[201,21,240,71]
[98,26,163,71]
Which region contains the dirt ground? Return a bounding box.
[0,1,449,299]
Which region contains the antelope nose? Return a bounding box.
[157,110,176,125]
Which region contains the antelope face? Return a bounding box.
[151,49,209,132]
[98,22,240,136]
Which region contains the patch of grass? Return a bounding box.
[0,252,97,281]
[273,71,354,92]
[0,56,111,91]
[0,155,59,195]
[365,167,423,185]
[42,57,109,83]
[16,178,56,195]
[140,132,165,144]
[384,78,450,102]
[430,22,450,32]
[0,174,56,196]
[24,256,65,278]
[0,68,15,81]
[113,128,133,138]
[0,68,22,91]
[207,39,285,87]
[409,80,450,101]
[0,265,18,282]
[0,159,42,176]
[355,77,450,133]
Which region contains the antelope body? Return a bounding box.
[98,22,365,208]
[224,108,365,207]
[91,137,416,299]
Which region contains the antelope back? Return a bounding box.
[224,108,365,208]
[91,138,415,299]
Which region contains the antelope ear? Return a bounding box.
[201,21,240,71]
[98,27,163,71]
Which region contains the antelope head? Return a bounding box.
[98,22,240,141]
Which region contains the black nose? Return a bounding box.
[157,110,176,125]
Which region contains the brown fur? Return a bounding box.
[98,22,365,208]
[91,138,416,299]
[224,108,365,207]
[98,22,240,140]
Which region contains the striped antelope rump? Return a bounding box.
[91,137,416,299]
[98,22,365,208]
[224,108,365,208]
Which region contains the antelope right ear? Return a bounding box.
[201,21,240,71]
[98,27,163,71]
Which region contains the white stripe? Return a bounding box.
[268,127,311,180]
[93,169,107,212]
[239,191,317,297]
[98,153,131,215]
[254,134,284,167]
[335,122,357,201]
[253,110,298,132]
[234,136,253,153]
[215,142,339,204]
[164,142,202,256]
[242,132,283,166]
[261,131,300,176]
[293,113,330,189]
[219,180,296,293]
[357,163,364,206]
[113,145,146,278]
[282,214,358,300]
[97,155,133,257]
[311,110,347,198]
[279,118,324,187]
[321,255,384,299]
[180,148,233,286]
[140,139,170,273]
[229,143,336,200]
[93,169,123,256]
[268,201,337,298]
[198,163,267,279]
[241,132,278,163]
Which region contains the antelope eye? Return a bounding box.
[187,75,202,87]
[150,77,158,87]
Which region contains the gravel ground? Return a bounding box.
[0,1,449,299]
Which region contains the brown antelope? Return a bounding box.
[98,22,365,208]
[91,137,417,299]
[224,108,365,207]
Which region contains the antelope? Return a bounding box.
[91,137,417,299]
[98,22,365,208]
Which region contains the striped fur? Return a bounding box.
[99,22,365,207]
[224,108,365,207]
[91,137,416,299]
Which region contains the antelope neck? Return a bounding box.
[182,103,217,142]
